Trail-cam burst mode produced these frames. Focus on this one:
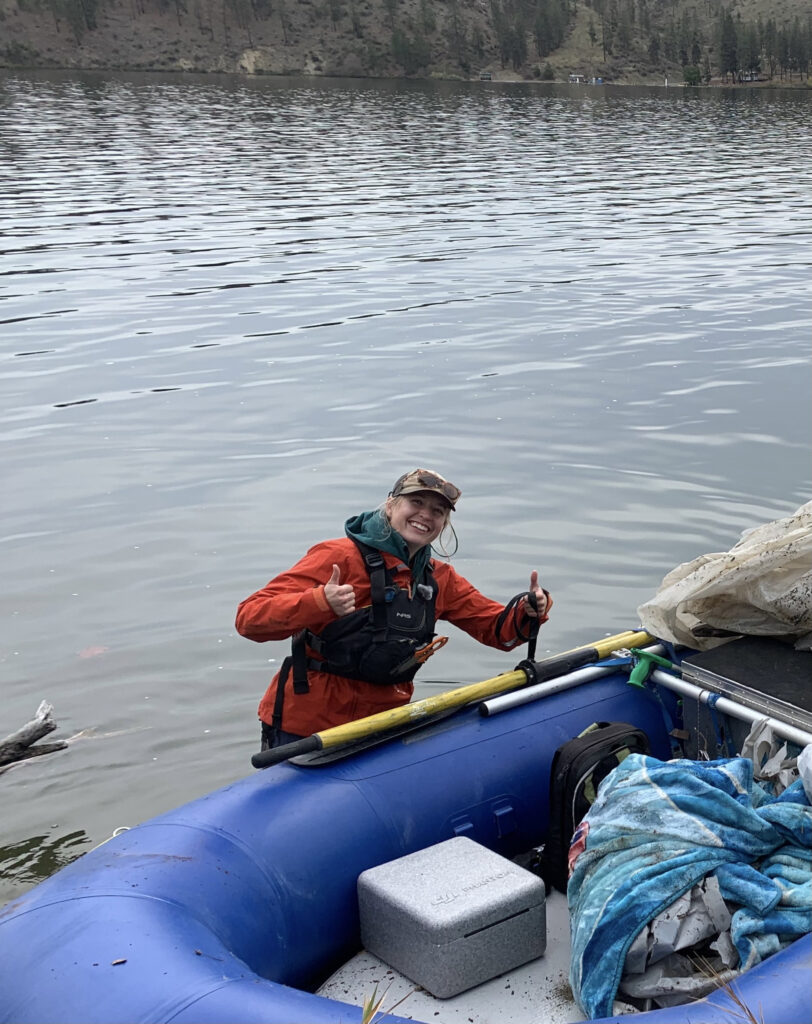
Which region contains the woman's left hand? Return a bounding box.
[522,570,551,619]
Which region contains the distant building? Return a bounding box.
[479,71,492,81]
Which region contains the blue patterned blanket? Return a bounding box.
[568,754,812,1019]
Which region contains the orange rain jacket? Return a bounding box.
[236,536,550,737]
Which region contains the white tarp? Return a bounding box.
[637,501,812,651]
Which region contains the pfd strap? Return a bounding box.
[291,630,310,695]
[364,550,388,642]
[271,655,293,729]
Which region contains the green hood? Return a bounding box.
[344,509,433,583]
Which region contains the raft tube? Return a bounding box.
[0,669,809,1024]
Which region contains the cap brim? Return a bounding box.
[396,485,455,510]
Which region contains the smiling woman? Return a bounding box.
[235,469,553,750]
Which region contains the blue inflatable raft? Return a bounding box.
[1,634,810,1024]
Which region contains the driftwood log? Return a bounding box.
[0,701,67,767]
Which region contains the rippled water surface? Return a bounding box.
[1,72,810,902]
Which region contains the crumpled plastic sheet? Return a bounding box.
[741,719,803,797]
[637,500,812,651]
[617,876,738,1009]
[800,744,812,802]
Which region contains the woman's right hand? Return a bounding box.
[324,564,356,617]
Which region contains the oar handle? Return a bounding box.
[519,647,599,685]
[251,735,321,769]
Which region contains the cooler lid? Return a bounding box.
[359,837,545,944]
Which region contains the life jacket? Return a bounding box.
[271,540,438,728]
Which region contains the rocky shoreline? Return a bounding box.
[2,0,808,89]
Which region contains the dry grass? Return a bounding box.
[692,954,764,1024]
[360,982,415,1024]
[717,980,764,1024]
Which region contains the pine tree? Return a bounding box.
[718,7,737,81]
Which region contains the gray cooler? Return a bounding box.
[357,836,547,998]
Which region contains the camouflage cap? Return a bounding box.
[390,469,461,510]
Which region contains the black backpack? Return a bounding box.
[539,721,650,894]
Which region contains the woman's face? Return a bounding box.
[387,492,450,556]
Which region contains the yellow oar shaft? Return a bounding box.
[317,629,650,751]
[559,630,652,659]
[251,629,651,768]
[319,668,527,749]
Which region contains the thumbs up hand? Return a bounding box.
[324,564,356,617]
[522,570,552,620]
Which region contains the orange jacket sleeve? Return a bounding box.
[432,562,544,651]
[235,539,352,643]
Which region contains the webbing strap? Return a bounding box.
[648,680,684,756]
[627,649,685,756]
[291,630,310,694]
[525,591,540,662]
[272,631,313,730]
[495,593,529,643]
[364,549,388,642]
[271,655,293,729]
[707,692,735,757]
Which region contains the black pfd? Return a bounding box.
[272,541,439,728]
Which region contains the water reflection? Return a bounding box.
[0,830,90,888]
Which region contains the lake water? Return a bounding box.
[1,71,810,904]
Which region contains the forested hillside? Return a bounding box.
[1,0,811,85]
